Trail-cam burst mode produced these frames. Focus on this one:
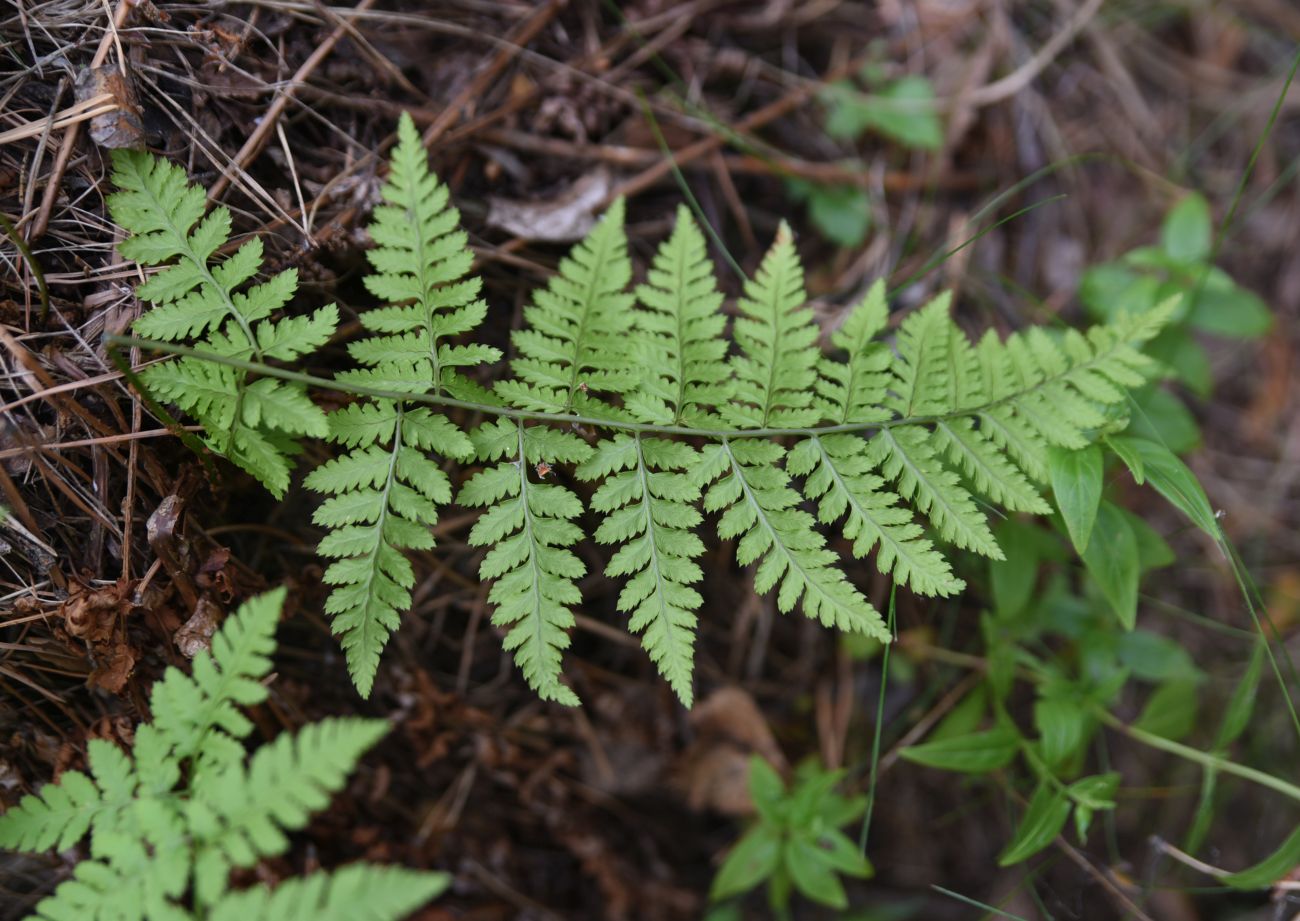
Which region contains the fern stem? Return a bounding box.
[109,335,1134,443]
[516,420,550,683]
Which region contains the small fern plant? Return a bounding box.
[112,113,1173,707]
[0,588,447,921]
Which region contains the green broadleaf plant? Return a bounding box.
[111,113,1173,706]
[711,757,871,912]
[0,588,447,921]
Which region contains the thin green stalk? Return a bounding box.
[1096,710,1300,805]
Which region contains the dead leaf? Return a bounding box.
[75,66,147,149]
[673,687,786,816]
[486,169,612,241]
[174,596,222,658]
[60,580,138,693]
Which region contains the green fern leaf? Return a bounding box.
[147,587,281,774]
[788,434,963,597]
[869,426,1002,559]
[208,864,449,921]
[724,223,821,429]
[627,206,730,426]
[458,419,590,705]
[0,768,105,852]
[109,150,336,497]
[577,434,703,705]
[818,280,893,424]
[306,112,489,696]
[190,718,389,906]
[701,439,890,640]
[496,198,635,415]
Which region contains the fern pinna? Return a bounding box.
[108,153,338,498]
[114,115,1172,706]
[0,589,447,921]
[304,114,498,696]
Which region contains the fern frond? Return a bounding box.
[147,587,281,775]
[0,590,440,921]
[306,113,490,696]
[457,419,591,705]
[208,864,449,921]
[701,439,890,640]
[723,224,821,429]
[787,434,963,597]
[109,150,336,497]
[577,434,703,705]
[189,718,389,906]
[113,118,1177,711]
[497,198,636,415]
[626,206,730,426]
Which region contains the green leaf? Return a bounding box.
[824,76,943,150]
[1223,824,1300,890]
[807,184,871,248]
[784,836,848,908]
[1081,501,1139,630]
[1214,641,1265,750]
[1160,193,1212,263]
[1049,445,1102,555]
[748,756,786,823]
[1116,630,1201,684]
[1067,772,1119,841]
[1133,679,1199,741]
[899,726,1020,774]
[1033,696,1087,768]
[1185,274,1271,338]
[1108,436,1218,539]
[990,519,1043,618]
[998,782,1071,866]
[711,826,782,901]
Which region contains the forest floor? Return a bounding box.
[2,2,1300,919]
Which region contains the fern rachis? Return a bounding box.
[114,117,1173,706]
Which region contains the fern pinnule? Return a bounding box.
[577,434,704,705]
[109,151,337,497]
[457,419,593,705]
[816,280,893,426]
[495,199,636,416]
[723,223,821,429]
[627,206,731,426]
